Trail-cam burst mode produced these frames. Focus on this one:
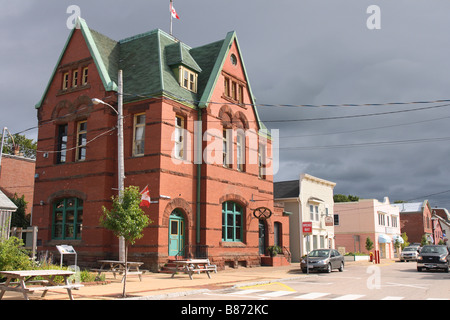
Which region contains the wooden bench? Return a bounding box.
[0,270,84,300]
[170,259,217,280]
[92,260,146,282]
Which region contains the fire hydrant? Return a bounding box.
[369,252,374,262]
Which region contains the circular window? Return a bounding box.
[230,54,237,66]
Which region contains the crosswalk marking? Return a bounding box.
[225,288,448,301]
[382,296,404,300]
[332,294,365,300]
[229,289,264,295]
[295,292,331,299]
[260,291,294,297]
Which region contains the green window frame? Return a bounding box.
[52,198,83,240]
[222,201,243,242]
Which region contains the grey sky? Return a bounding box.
[2,1,450,208]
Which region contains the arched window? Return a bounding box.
[52,198,83,240]
[222,202,243,242]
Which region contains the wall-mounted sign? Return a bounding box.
[325,216,334,226]
[302,222,312,234]
[253,207,272,220]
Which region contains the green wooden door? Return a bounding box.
[169,210,185,257]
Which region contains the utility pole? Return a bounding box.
[117,70,126,261]
[92,70,125,261]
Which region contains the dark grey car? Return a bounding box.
[301,249,344,273]
[417,245,450,272]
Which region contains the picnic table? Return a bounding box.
[92,260,146,282]
[0,270,83,300]
[170,259,217,280]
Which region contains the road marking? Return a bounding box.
[385,282,428,290]
[239,282,296,292]
[260,291,294,297]
[229,289,264,295]
[295,292,331,299]
[332,294,365,300]
[381,296,404,300]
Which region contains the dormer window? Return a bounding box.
[179,66,197,93]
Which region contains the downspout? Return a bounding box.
[196,108,202,245]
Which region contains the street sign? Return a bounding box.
[302,222,312,234]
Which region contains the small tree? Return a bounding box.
[365,237,374,252]
[100,186,152,297]
[401,232,410,249]
[420,234,429,246]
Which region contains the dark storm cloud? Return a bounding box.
[1,1,450,207]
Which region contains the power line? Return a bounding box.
[278,115,450,139]
[277,136,450,151]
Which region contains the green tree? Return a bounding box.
[334,194,360,203]
[100,186,152,297]
[1,133,37,159]
[0,237,34,273]
[9,193,30,228]
[401,232,410,249]
[420,234,429,246]
[365,237,374,252]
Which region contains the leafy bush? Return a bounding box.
[0,237,35,272]
[267,245,283,257]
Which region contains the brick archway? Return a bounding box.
[162,198,193,228]
[47,189,87,204]
[219,194,249,208]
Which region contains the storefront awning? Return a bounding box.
[378,234,392,243]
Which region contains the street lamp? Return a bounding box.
[92,70,125,261]
[0,127,16,172]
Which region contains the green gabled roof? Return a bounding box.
[35,18,118,109]
[165,42,202,73]
[35,19,267,132]
[196,31,265,132]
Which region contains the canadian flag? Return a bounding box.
[170,2,180,20]
[140,185,151,207]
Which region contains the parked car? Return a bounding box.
[400,246,420,262]
[417,245,450,272]
[301,249,344,273]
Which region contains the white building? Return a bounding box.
[0,190,17,240]
[274,174,336,262]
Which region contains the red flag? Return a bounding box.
[140,185,151,207]
[170,2,180,20]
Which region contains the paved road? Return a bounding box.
[168,261,450,300]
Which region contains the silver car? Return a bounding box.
[400,246,420,262]
[301,249,344,273]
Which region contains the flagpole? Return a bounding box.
[170,0,173,36]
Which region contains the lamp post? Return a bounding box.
[92,70,125,261]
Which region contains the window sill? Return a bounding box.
[220,241,246,248]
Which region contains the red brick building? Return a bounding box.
[393,201,433,244]
[0,154,35,216]
[33,18,289,271]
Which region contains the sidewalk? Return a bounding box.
[1,259,394,300]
